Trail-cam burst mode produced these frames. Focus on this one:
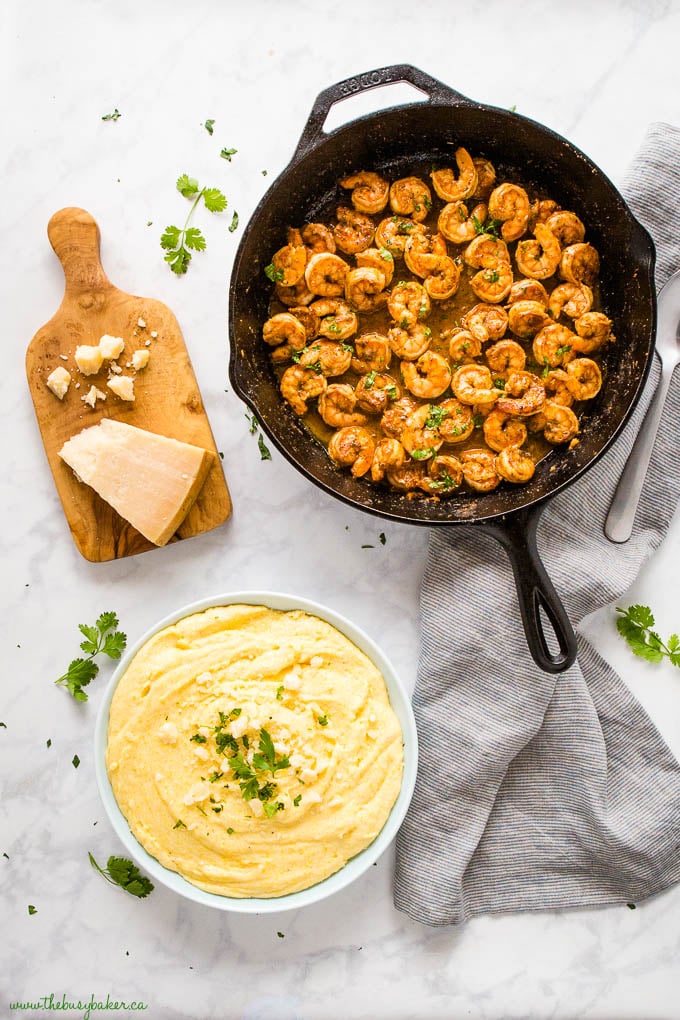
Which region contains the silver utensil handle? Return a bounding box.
[605,367,673,542]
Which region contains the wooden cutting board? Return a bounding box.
[26,207,232,561]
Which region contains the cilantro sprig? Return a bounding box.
[616,605,680,667]
[88,853,154,898]
[55,612,126,702]
[161,175,228,275]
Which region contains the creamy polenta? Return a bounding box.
[106,604,403,897]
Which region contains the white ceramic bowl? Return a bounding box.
[94,591,418,913]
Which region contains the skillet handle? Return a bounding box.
[292,64,474,162]
[479,506,578,674]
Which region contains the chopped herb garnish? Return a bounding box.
[364,370,377,389]
[28,905,37,915]
[190,733,207,744]
[379,532,386,545]
[318,715,329,727]
[275,685,284,701]
[173,819,186,829]
[88,853,154,898]
[386,385,398,399]
[556,344,572,357]
[258,433,272,461]
[493,378,506,390]
[102,108,121,122]
[484,269,500,283]
[203,119,215,135]
[72,754,80,769]
[228,211,239,233]
[227,827,234,835]
[55,612,126,702]
[46,738,51,748]
[379,247,394,262]
[220,147,238,161]
[293,795,302,807]
[411,448,433,461]
[425,405,449,429]
[264,262,285,282]
[473,413,485,428]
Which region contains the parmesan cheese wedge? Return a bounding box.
[58,419,213,546]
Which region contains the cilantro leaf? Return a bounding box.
[165,247,192,275]
[160,225,182,250]
[58,658,98,702]
[228,211,239,233]
[176,174,199,198]
[56,613,126,701]
[102,109,121,122]
[89,853,154,898]
[204,119,215,135]
[221,147,238,161]
[97,611,119,633]
[101,631,127,659]
[184,227,207,252]
[615,605,680,668]
[202,188,228,213]
[257,433,272,461]
[78,623,100,655]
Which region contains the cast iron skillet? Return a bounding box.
[228,64,656,673]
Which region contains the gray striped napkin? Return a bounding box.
[394,123,680,925]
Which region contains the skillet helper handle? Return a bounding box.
[480,506,578,673]
[604,362,674,543]
[292,64,474,162]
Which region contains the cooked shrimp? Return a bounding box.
[318,384,367,428]
[280,365,327,415]
[424,256,461,300]
[351,332,392,374]
[548,283,593,320]
[371,437,406,482]
[262,312,307,351]
[301,223,336,254]
[305,252,350,297]
[566,357,602,400]
[328,426,375,477]
[543,369,574,406]
[339,171,389,215]
[386,462,425,491]
[387,281,431,328]
[483,409,527,452]
[472,158,496,199]
[345,267,389,313]
[355,372,401,414]
[532,324,576,369]
[485,339,526,374]
[464,233,511,269]
[389,176,432,222]
[298,341,353,377]
[451,363,499,406]
[542,402,580,444]
[310,298,358,340]
[401,404,446,460]
[374,216,425,258]
[401,351,452,399]
[438,201,488,244]
[572,312,612,353]
[496,447,535,483]
[270,240,307,286]
[515,223,561,279]
[356,247,395,287]
[462,303,508,342]
[420,454,464,495]
[488,182,530,242]
[381,396,418,439]
[507,300,551,339]
[507,278,550,307]
[275,278,315,307]
[470,262,513,303]
[288,305,320,339]
[496,370,546,417]
[333,206,375,255]
[438,398,475,444]
[530,199,560,226]
[560,243,600,286]
[460,449,501,492]
[388,323,432,360]
[447,328,482,365]
[431,147,478,201]
[546,210,585,247]
[404,231,447,278]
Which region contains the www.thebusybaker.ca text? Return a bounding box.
[9,993,148,1020]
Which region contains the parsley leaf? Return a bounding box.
[615,605,680,667]
[161,176,228,274]
[56,613,126,702]
[88,853,154,898]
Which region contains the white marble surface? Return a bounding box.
[2,0,680,1017]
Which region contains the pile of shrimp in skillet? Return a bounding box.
[261,148,614,496]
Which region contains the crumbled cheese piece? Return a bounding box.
[107,375,135,401]
[283,669,302,691]
[310,655,323,669]
[248,798,264,818]
[274,741,289,755]
[81,385,107,408]
[98,334,125,359]
[109,363,123,374]
[158,721,178,745]
[183,782,210,806]
[145,339,151,347]
[300,768,317,783]
[132,349,150,371]
[74,345,104,376]
[59,353,69,361]
[305,790,322,805]
[192,746,209,761]
[289,753,305,769]
[230,715,248,739]
[137,317,146,328]
[150,330,158,339]
[46,366,71,399]
[367,730,377,741]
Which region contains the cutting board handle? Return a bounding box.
[48,207,113,295]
